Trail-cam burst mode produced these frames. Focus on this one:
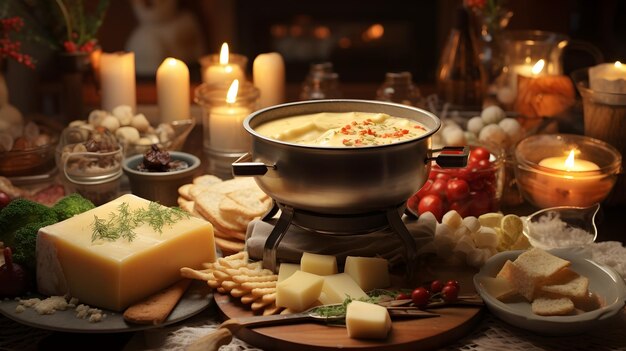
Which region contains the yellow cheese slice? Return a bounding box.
[36,194,216,311]
[344,256,390,292]
[346,300,392,339]
[278,263,299,282]
[276,270,324,312]
[318,273,367,305]
[300,252,338,276]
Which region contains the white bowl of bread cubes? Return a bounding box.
[474,247,626,335]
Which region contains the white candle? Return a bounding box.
[253,52,285,108]
[589,61,626,94]
[156,57,190,123]
[538,150,600,172]
[203,43,246,86]
[100,52,136,112]
[209,80,251,151]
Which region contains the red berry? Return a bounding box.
[417,194,444,221]
[442,284,459,302]
[396,293,411,300]
[411,287,430,308]
[430,280,443,294]
[445,280,460,289]
[0,191,10,209]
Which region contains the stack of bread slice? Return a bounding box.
[486,248,600,316]
[177,175,273,255]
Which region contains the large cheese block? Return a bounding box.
[300,252,338,276]
[345,300,392,339]
[276,270,324,312]
[36,194,216,311]
[344,256,390,292]
[318,273,367,305]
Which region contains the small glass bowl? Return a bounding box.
[407,141,505,218]
[523,203,599,250]
[0,125,59,177]
[514,134,621,208]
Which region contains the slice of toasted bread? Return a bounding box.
[531,296,574,316]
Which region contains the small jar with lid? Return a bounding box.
[376,72,423,107]
[300,62,342,100]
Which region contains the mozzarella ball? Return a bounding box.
[130,114,151,133]
[481,105,505,125]
[442,210,463,229]
[88,109,108,127]
[499,118,523,144]
[112,105,134,126]
[442,127,466,146]
[156,123,175,143]
[461,216,481,233]
[136,137,154,146]
[100,115,121,132]
[496,87,516,105]
[478,124,507,147]
[115,126,141,144]
[464,131,477,144]
[466,116,484,134]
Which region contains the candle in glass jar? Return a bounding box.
[538,150,600,172]
[203,43,246,86]
[156,57,190,123]
[589,61,626,94]
[100,52,136,112]
[209,80,251,150]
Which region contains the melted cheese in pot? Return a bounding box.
[254,112,429,146]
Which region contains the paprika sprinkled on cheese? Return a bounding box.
[255,112,429,147]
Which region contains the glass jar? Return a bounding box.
[375,72,423,107]
[300,62,341,100]
[194,81,259,179]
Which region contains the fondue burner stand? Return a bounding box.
[261,201,418,282]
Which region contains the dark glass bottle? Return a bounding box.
[436,6,486,110]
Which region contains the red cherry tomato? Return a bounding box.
[430,280,443,294]
[445,280,460,289]
[476,159,492,170]
[0,192,10,210]
[435,172,451,182]
[427,179,448,197]
[411,287,430,307]
[446,179,470,202]
[417,195,444,221]
[396,292,411,300]
[470,147,491,162]
[442,284,459,302]
[469,191,491,217]
[415,179,433,198]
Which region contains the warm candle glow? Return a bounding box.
[226,79,239,104]
[564,150,576,170]
[538,150,600,172]
[615,61,622,68]
[219,43,230,65]
[532,59,545,75]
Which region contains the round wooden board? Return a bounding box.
[214,293,483,351]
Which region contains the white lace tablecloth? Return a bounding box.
[2,241,626,351]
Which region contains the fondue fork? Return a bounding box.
[186,304,439,351]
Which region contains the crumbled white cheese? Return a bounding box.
[33,296,69,315]
[15,296,104,323]
[19,298,41,308]
[527,212,594,249]
[15,305,25,313]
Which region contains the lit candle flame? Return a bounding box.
[564,149,576,171]
[226,79,239,104]
[615,61,622,68]
[219,43,230,65]
[532,59,545,75]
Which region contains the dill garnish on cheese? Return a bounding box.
[91,202,190,242]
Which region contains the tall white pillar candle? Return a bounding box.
[157,57,190,123]
[253,52,285,108]
[100,52,136,112]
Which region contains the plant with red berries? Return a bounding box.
[0,16,35,68]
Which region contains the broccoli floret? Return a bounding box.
[52,193,95,221]
[0,199,58,272]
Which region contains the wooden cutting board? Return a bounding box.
[214,293,483,351]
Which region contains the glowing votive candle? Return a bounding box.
[209,80,251,151]
[538,150,600,172]
[203,43,246,86]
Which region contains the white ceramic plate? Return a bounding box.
[0,280,212,333]
[474,248,626,335]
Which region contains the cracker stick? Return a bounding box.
[230,288,250,298]
[251,299,272,311]
[240,293,260,304]
[232,274,278,283]
[261,293,276,304]
[180,267,214,281]
[242,281,276,290]
[263,303,281,316]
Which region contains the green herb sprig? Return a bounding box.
[90,202,190,243]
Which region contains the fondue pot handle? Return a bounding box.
[232,153,275,176]
[427,146,470,168]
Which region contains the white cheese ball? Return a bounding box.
[481,105,505,125]
[466,116,484,134]
[478,124,507,147]
[461,216,481,233]
[498,118,523,144]
[442,126,466,146]
[464,131,477,144]
[112,105,134,126]
[68,120,86,128]
[136,137,155,146]
[496,87,516,105]
[130,114,151,133]
[88,109,108,127]
[100,115,121,132]
[115,126,141,144]
[442,210,463,229]
[156,123,175,143]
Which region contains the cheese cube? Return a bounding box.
[36,194,216,311]
[300,252,337,276]
[278,263,299,282]
[344,256,390,292]
[477,276,516,301]
[318,273,367,305]
[345,300,392,339]
[276,270,324,312]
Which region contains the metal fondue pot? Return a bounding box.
[233,99,467,215]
